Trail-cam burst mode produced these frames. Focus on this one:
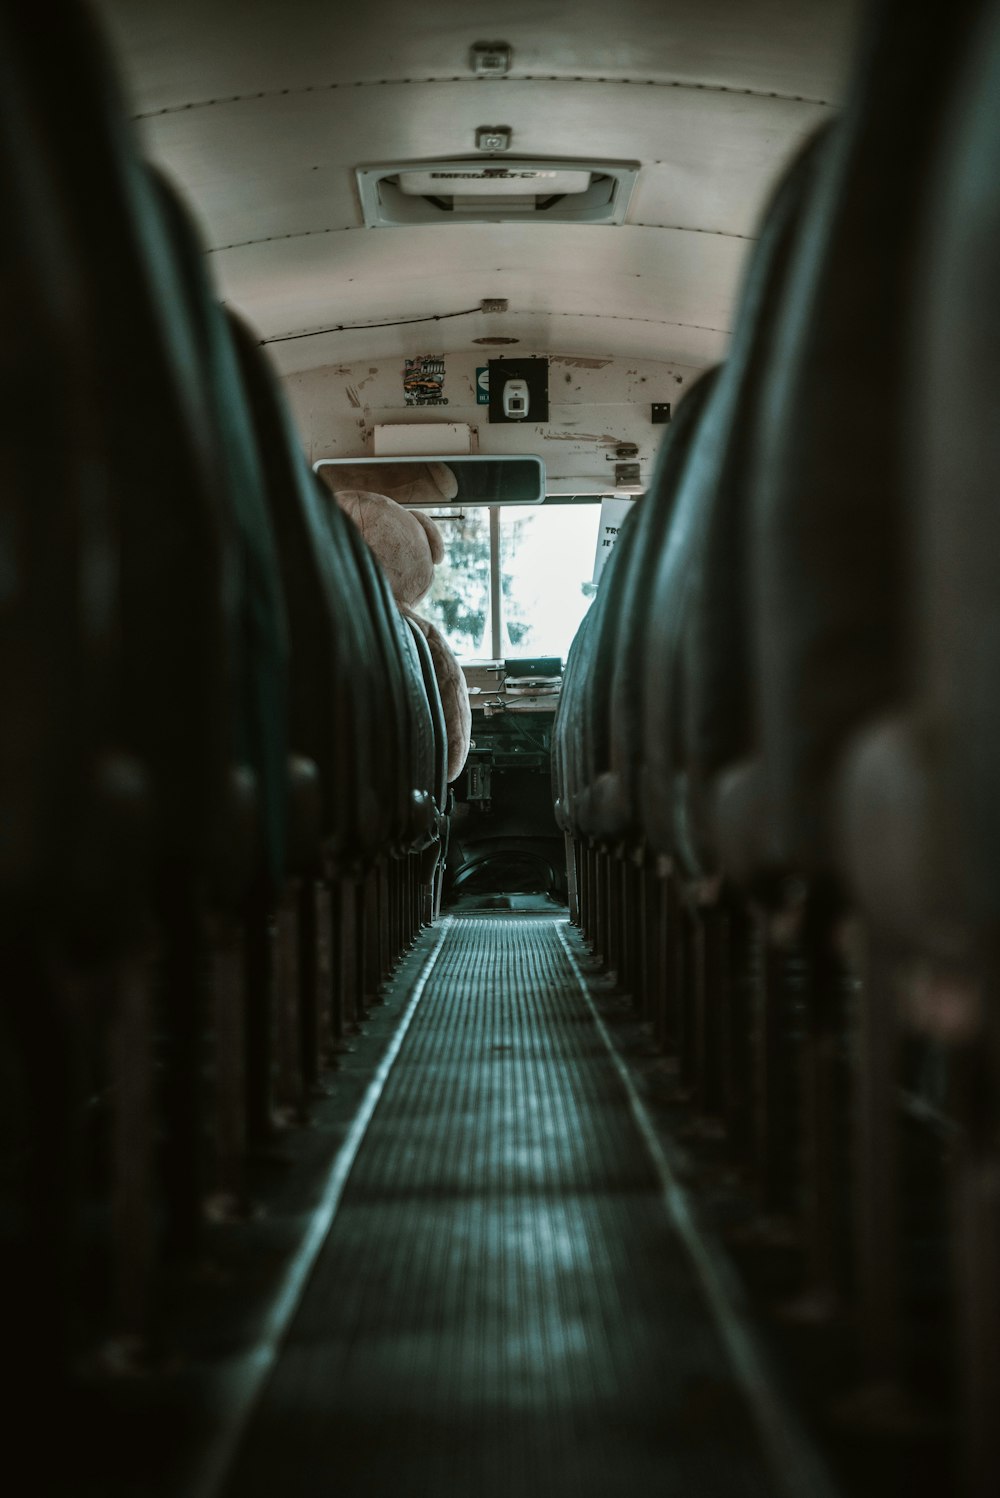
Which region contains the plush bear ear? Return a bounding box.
[410,508,445,565]
[425,462,459,501]
[405,608,472,782]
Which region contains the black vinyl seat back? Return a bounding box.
[682,128,832,793]
[392,607,438,841]
[333,515,418,848]
[5,0,236,878]
[640,128,835,866]
[149,175,289,894]
[552,605,595,832]
[555,539,605,832]
[316,495,403,859]
[0,6,120,934]
[227,316,379,857]
[568,503,644,835]
[407,620,449,815]
[601,368,720,839]
[564,597,601,830]
[751,0,985,874]
[913,1,1000,926]
[637,373,739,856]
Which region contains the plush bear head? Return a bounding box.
[322,471,472,783]
[331,488,446,610]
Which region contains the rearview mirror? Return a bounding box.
[313,453,546,506]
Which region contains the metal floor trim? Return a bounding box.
[179,918,453,1498]
[555,920,841,1498]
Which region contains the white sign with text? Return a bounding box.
[592,497,637,585]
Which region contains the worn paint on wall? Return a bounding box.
[283,350,698,493]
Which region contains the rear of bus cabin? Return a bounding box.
[5,1,1000,1496]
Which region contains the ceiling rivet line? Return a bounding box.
[208,221,757,254]
[134,74,833,120]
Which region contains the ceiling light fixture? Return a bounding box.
[470,42,512,76]
[356,159,639,228]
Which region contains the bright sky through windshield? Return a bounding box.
[500,503,600,662]
[420,500,634,663]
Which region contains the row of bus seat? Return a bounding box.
[0,0,450,1391]
[554,0,999,1491]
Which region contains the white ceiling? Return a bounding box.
[94,0,862,372]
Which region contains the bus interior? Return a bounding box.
[3,1,1000,1495]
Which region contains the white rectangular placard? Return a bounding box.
[373,422,472,455]
[592,497,636,585]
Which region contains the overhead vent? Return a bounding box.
[357,159,638,227]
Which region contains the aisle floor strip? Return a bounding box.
[181,919,452,1498]
[217,912,829,1498]
[555,921,841,1498]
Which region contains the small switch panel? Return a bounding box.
[467,760,493,802]
[651,403,672,424]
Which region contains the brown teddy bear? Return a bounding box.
[319,464,472,783]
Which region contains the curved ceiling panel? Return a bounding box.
[94,0,862,371]
[98,0,861,109]
[213,222,743,359]
[139,81,831,250]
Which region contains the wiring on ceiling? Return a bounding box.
[261,305,482,345]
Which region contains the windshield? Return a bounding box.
[418,499,602,663]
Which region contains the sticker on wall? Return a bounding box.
[403,355,448,406]
[476,367,490,405]
[592,497,636,585]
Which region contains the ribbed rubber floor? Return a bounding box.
[224,915,778,1498]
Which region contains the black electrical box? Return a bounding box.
[651,402,672,424]
[488,357,550,423]
[504,658,562,680]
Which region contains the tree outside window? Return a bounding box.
[419,501,601,662]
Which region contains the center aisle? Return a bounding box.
[224,914,783,1498]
